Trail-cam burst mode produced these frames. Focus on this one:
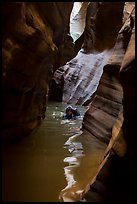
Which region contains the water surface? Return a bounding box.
[2,102,106,202]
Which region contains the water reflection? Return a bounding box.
[59,105,107,202]
[2,102,106,202]
[47,102,87,201]
[59,132,85,202]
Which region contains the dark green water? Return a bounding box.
[2,102,106,202]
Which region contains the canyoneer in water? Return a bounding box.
[62,105,80,120]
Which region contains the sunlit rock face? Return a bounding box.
[70,2,88,42]
[52,49,114,104]
[2,2,74,142]
[52,2,125,105]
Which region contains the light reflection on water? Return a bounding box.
[59,130,85,202]
[58,105,107,202]
[2,102,106,202]
[51,103,88,201]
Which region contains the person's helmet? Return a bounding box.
[66,105,73,111]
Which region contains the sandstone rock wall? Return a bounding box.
[2,2,74,143]
[52,2,125,105]
[82,67,123,144]
[80,3,135,202]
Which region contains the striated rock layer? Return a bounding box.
[80,2,135,202]
[82,67,123,145]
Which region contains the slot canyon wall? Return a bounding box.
[80,3,135,201]
[2,2,135,202]
[2,2,76,143]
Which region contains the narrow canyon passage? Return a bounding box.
[2,2,135,202]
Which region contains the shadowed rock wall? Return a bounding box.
[2,2,74,143]
[83,2,124,52]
